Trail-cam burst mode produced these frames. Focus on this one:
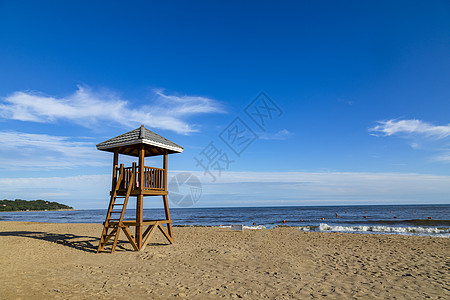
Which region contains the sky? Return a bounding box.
[0,0,449,209]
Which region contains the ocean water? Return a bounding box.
[0,204,449,237]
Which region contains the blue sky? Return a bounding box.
[1,1,449,208]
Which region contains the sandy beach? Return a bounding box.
[0,221,448,299]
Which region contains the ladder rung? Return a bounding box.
[113,203,124,206]
[111,211,122,213]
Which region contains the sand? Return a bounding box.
[0,221,449,299]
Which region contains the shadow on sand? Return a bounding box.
[0,231,110,253]
[0,230,171,253]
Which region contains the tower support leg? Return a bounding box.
[162,195,173,240]
[136,194,143,249]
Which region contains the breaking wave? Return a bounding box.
[347,219,450,226]
[219,225,266,230]
[310,223,450,237]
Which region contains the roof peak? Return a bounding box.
[139,125,145,139]
[96,126,183,157]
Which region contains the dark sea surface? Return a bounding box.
[1,204,449,237]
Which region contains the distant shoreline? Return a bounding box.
[0,209,76,213]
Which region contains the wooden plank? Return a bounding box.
[125,189,167,196]
[157,223,174,244]
[122,226,139,251]
[103,228,118,243]
[111,227,121,253]
[97,166,124,253]
[161,154,173,239]
[162,195,173,240]
[122,221,139,226]
[122,219,172,226]
[140,224,158,251]
[111,149,119,191]
[137,146,145,250]
[120,164,135,224]
[144,166,165,171]
[142,223,154,237]
[140,190,168,195]
[163,154,167,190]
[143,219,172,224]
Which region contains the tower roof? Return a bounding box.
[96,126,183,157]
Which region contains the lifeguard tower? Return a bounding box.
[96,125,183,253]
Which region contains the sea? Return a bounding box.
[1,204,449,238]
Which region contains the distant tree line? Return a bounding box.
[0,199,73,211]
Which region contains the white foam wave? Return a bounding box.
[218,225,266,230]
[244,225,266,230]
[315,223,450,237]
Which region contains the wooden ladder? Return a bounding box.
[97,164,136,253]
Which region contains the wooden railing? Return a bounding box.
[117,166,136,191]
[115,164,165,191]
[143,166,165,190]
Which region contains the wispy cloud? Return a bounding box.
[3,171,449,208]
[258,129,294,140]
[369,119,450,139]
[153,89,225,116]
[0,86,225,134]
[176,170,450,206]
[0,174,110,208]
[0,131,106,169]
[369,119,450,163]
[433,151,450,163]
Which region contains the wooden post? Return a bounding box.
[162,154,173,239]
[139,145,145,190]
[136,145,145,250]
[111,149,119,191]
[163,154,167,191]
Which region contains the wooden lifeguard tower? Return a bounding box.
[96,125,183,253]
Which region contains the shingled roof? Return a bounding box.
[96,125,183,157]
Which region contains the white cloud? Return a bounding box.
[168,170,450,206]
[258,129,294,140]
[369,119,450,163]
[0,86,225,134]
[369,119,450,139]
[433,152,450,163]
[0,174,110,209]
[153,89,225,116]
[0,131,107,169]
[2,171,449,208]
